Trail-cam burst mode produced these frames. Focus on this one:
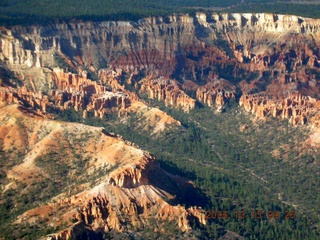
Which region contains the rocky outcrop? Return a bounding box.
[239,91,320,126]
[0,86,50,113]
[139,76,196,112]
[108,153,155,188]
[52,68,130,118]
[0,105,204,239]
[18,86,50,112]
[1,12,320,126]
[208,13,320,33]
[1,68,131,118]
[0,28,39,67]
[196,79,236,111]
[0,16,199,71]
[0,86,18,105]
[46,188,205,240]
[0,66,181,134]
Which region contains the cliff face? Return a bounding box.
[0,13,320,62]
[196,79,236,111]
[1,12,320,110]
[1,12,320,129]
[52,68,130,118]
[0,67,181,134]
[2,12,320,132]
[0,86,18,106]
[139,76,196,112]
[0,68,130,118]
[0,86,50,113]
[0,16,199,71]
[2,13,320,74]
[2,12,320,239]
[0,14,319,82]
[239,91,320,126]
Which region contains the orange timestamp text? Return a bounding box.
[205,209,296,220]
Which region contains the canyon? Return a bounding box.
[1,12,320,120]
[1,10,320,239]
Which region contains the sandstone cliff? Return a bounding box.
[1,11,320,102]
[0,16,200,71]
[196,79,236,111]
[52,67,130,118]
[1,12,320,78]
[138,76,196,112]
[0,66,181,134]
[239,91,320,126]
[51,68,181,132]
[2,12,320,132]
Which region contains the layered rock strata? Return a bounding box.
[0,86,50,113]
[139,76,196,112]
[1,12,320,124]
[239,91,320,126]
[0,69,181,135]
[1,12,320,111]
[0,68,131,118]
[196,79,236,111]
[52,67,130,118]
[1,12,320,76]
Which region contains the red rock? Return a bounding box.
[240,91,319,126]
[196,79,236,111]
[138,76,196,112]
[52,68,131,118]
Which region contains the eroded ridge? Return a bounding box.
[240,91,320,125]
[139,76,196,112]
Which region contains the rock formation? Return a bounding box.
[139,76,196,112]
[0,66,181,135]
[1,68,131,118]
[1,11,320,239]
[0,86,50,113]
[0,86,18,106]
[239,91,320,126]
[1,11,320,97]
[1,12,320,127]
[1,12,320,78]
[196,79,236,111]
[52,68,130,118]
[0,104,205,239]
[50,68,181,132]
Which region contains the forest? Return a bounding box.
[1,0,320,26]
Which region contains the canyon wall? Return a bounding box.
[1,12,320,74]
[0,68,131,118]
[0,16,200,72]
[1,12,320,126]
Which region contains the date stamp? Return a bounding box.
[205,210,296,220]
